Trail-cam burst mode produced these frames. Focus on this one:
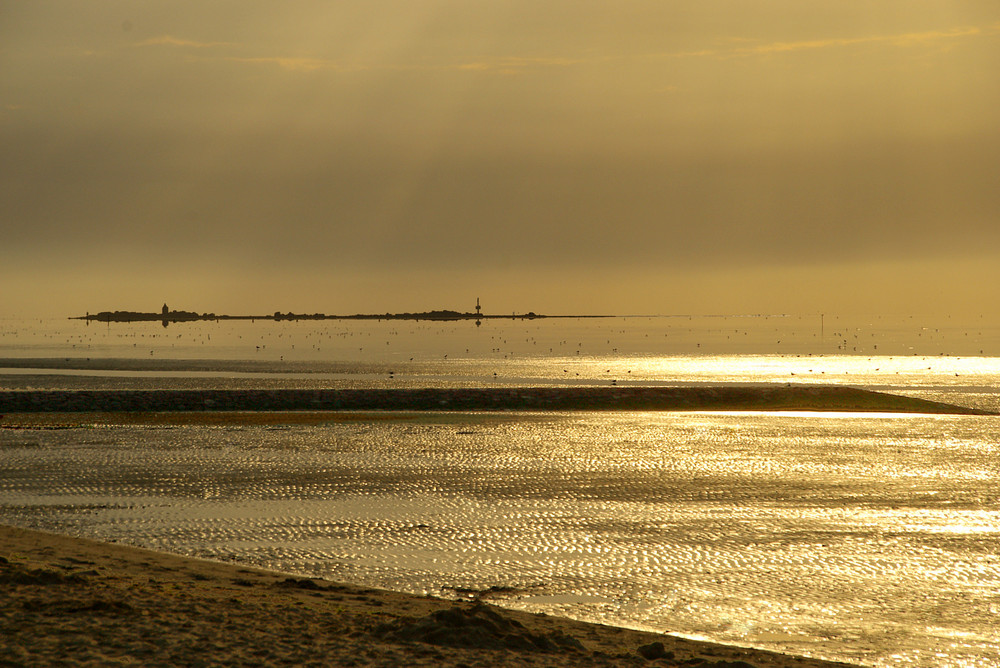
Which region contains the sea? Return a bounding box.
[1,314,998,667]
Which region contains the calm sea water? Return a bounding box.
[2,315,999,667]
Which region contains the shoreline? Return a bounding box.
[1,524,854,667]
[0,385,991,415]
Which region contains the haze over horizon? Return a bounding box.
[3,2,999,321]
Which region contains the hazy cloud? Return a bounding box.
[3,1,1000,318]
[456,56,589,74]
[224,56,348,72]
[127,24,998,77]
[133,35,236,49]
[736,25,988,56]
[652,24,995,61]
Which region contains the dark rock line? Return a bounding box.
[0,386,990,415]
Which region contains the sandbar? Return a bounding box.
[0,385,990,414]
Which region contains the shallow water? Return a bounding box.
[2,411,998,667]
[2,316,999,667]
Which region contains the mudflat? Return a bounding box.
[1,524,852,667]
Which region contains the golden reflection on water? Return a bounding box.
[3,317,1000,667]
[2,410,998,667]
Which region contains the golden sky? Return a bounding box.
[2,1,999,318]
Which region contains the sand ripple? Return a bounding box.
[2,411,999,667]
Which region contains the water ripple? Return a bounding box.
[2,411,998,667]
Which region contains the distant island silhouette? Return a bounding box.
[73,301,611,326]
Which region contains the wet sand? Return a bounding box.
[1,524,853,667]
[1,398,927,666]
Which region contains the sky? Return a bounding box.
[3,1,999,319]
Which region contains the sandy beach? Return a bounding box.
[1,524,854,667]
